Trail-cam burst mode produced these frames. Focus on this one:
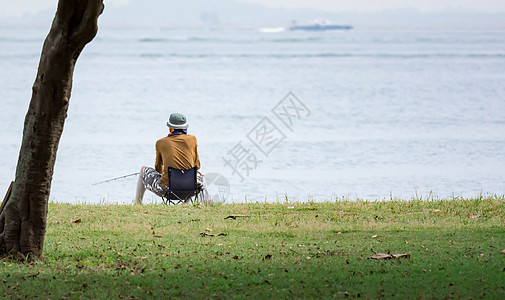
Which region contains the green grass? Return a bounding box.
[1,196,505,299]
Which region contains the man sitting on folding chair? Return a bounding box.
[135,113,206,205]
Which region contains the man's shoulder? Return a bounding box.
[156,136,169,143]
[185,134,198,144]
[155,136,171,148]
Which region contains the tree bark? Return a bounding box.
[0,0,104,258]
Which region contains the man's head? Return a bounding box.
[166,113,188,130]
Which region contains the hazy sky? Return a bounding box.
[236,0,505,12]
[1,0,504,17]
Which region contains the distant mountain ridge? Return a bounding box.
[2,0,505,28]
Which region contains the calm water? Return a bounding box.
[1,26,504,203]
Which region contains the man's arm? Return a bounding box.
[194,137,201,170]
[155,141,163,173]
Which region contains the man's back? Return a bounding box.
[155,134,201,186]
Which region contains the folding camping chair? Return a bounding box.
[161,167,202,205]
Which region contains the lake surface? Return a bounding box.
[1,26,504,203]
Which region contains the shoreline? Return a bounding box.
[47,193,505,206]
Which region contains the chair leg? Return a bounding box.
[162,191,200,205]
[194,191,202,205]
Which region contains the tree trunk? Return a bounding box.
[0,0,104,258]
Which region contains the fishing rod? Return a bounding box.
[92,172,139,186]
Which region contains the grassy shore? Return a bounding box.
[1,196,505,299]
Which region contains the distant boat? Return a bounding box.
[289,19,352,31]
[259,27,286,33]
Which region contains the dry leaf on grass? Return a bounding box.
[200,232,227,237]
[469,215,480,218]
[371,253,410,259]
[432,209,441,212]
[370,249,410,260]
[225,214,251,220]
